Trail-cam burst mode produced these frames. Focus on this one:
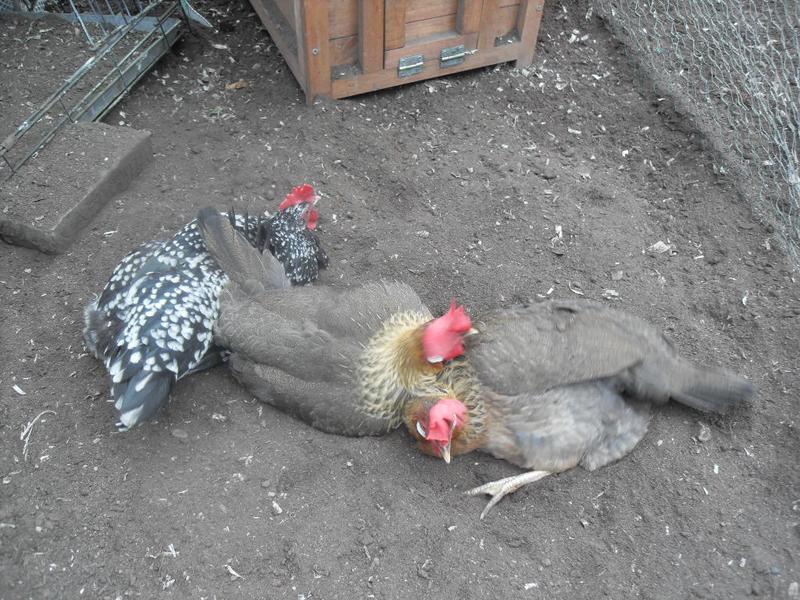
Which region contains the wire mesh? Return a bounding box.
[55,0,148,49]
[595,0,800,266]
[0,0,186,179]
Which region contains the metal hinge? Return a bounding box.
[440,44,477,68]
[398,54,424,77]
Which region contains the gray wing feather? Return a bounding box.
[197,204,433,435]
[489,382,651,471]
[230,355,395,436]
[215,280,430,381]
[469,300,668,396]
[196,207,290,295]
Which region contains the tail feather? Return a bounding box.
[83,300,122,361]
[112,370,175,431]
[626,359,755,413]
[196,207,290,296]
[672,366,755,413]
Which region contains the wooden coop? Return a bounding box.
[248,0,545,102]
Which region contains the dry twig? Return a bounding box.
[20,410,55,461]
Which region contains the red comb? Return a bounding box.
[422,300,472,362]
[278,184,317,211]
[426,398,467,442]
[445,299,473,333]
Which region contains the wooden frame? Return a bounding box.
[248,0,545,103]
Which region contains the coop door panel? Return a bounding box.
[383,0,522,73]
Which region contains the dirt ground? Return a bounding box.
[0,13,95,142]
[2,1,799,598]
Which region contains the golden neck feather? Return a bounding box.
[357,312,443,425]
[438,359,488,452]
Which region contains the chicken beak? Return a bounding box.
[440,442,452,464]
[466,327,479,336]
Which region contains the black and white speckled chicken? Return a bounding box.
[266,184,328,284]
[83,184,327,431]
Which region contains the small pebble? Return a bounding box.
[417,559,433,579]
[171,428,188,440]
[697,422,712,443]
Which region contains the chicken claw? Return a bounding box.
[466,470,550,519]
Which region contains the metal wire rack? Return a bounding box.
[0,0,206,180]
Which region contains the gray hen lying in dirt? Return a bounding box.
[196,207,472,437]
[402,299,756,518]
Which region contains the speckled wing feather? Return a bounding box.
[263,203,326,285]
[100,252,228,429]
[94,240,165,317]
[84,211,273,429]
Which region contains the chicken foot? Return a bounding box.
[466,471,551,519]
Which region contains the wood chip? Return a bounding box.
[224,564,244,580]
[225,79,249,90]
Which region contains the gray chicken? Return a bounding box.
[403,299,756,518]
[195,208,473,436]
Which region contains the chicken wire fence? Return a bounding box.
[594,0,800,266]
[0,0,197,179]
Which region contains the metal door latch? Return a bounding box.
[398,54,424,77]
[440,44,477,68]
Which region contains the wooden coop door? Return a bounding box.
[381,1,481,76]
[253,0,544,100]
[381,1,537,73]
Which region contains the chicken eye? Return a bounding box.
[416,421,427,438]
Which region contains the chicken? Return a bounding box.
[264,183,328,285]
[83,184,326,431]
[195,208,473,436]
[403,299,755,518]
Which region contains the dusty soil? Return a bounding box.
[2,1,799,599]
[1,122,147,230]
